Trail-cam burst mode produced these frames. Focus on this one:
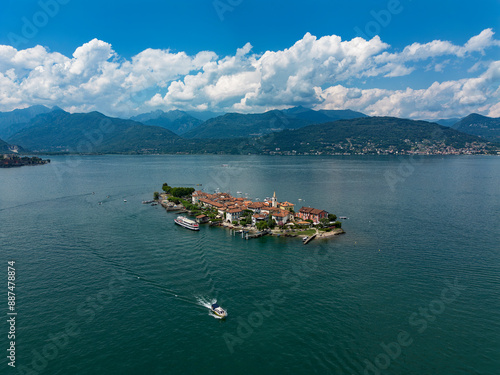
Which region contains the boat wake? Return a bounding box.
[196,296,225,319]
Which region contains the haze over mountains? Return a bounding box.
[130,110,203,135]
[0,105,498,154]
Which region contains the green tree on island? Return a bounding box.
[153,191,160,200]
[319,218,330,227]
[256,221,269,231]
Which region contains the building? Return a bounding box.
[252,213,268,226]
[271,210,291,226]
[196,214,209,223]
[296,206,328,224]
[279,201,295,212]
[226,208,244,223]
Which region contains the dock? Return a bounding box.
[303,233,316,245]
[246,230,271,239]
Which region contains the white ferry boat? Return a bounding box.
[174,216,200,231]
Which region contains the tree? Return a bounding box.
[153,191,160,200]
[171,187,195,197]
[319,218,330,227]
[256,221,269,231]
[333,221,342,228]
[267,218,277,229]
[162,183,171,194]
[328,213,337,221]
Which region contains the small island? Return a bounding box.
[153,183,345,242]
[0,154,50,168]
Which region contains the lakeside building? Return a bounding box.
[296,207,329,224]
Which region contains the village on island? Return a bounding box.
[151,183,345,243]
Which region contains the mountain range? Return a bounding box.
[8,110,181,153]
[0,105,55,139]
[255,117,494,154]
[182,107,367,138]
[0,105,498,154]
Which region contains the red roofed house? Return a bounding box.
[296,206,328,224]
[271,210,291,226]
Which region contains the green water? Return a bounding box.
[1,155,499,374]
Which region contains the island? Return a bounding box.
[0,154,50,168]
[153,183,345,241]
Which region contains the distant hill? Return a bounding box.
[433,118,461,127]
[281,106,366,122]
[8,110,182,153]
[183,107,367,139]
[182,110,312,139]
[256,117,496,154]
[186,110,226,122]
[130,110,202,135]
[0,105,54,139]
[452,114,500,143]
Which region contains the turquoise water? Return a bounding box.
[1,155,499,374]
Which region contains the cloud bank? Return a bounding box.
[0,29,499,118]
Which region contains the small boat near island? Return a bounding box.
[210,303,227,318]
[174,216,200,231]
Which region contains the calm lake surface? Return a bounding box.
[1,155,499,374]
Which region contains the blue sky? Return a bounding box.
[0,0,499,118]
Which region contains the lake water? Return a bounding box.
[1,155,499,374]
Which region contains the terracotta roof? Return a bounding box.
[248,202,265,208]
[196,214,208,218]
[253,214,267,219]
[299,206,327,215]
[227,208,243,213]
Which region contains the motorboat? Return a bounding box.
[211,303,227,318]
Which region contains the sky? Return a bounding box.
[0,0,499,119]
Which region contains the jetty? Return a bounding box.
[303,233,316,245]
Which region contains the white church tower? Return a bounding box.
[272,191,277,208]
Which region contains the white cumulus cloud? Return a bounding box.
[0,29,498,119]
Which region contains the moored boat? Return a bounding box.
[174,216,200,231]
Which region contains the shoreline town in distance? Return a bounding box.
[154,183,345,241]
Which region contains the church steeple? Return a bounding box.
[272,191,277,207]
